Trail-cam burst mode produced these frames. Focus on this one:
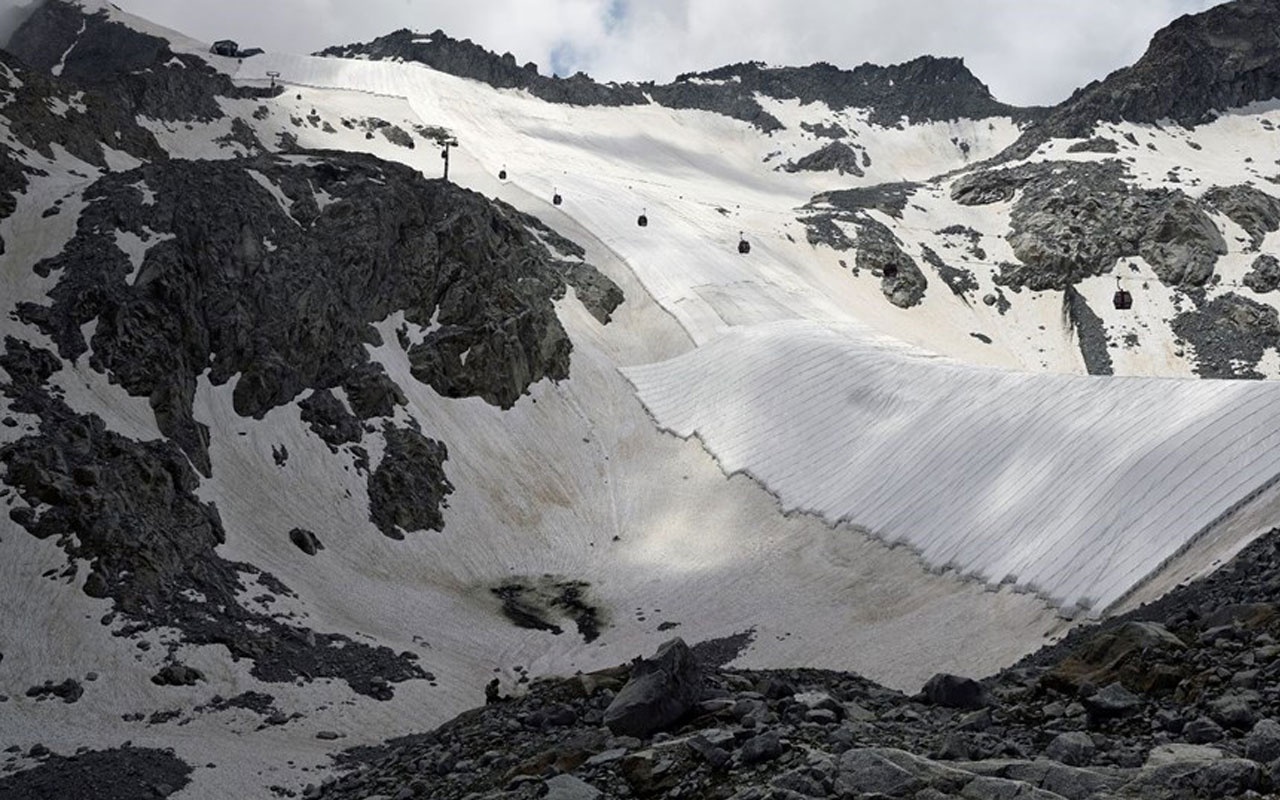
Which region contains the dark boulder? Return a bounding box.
[151,664,204,687]
[288,528,324,556]
[603,638,703,738]
[1082,682,1141,720]
[1244,254,1280,293]
[918,673,991,710]
[1044,620,1186,695]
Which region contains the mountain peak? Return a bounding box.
[1037,0,1280,140]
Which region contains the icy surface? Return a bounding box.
[626,320,1280,614]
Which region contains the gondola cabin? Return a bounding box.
[637,211,648,227]
[1113,288,1133,310]
[498,167,507,180]
[552,192,562,206]
[738,233,750,255]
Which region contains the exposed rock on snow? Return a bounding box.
[1244,253,1280,293]
[151,663,204,687]
[815,181,919,220]
[297,389,363,450]
[1066,136,1119,154]
[1172,292,1280,378]
[800,120,849,139]
[16,152,618,473]
[24,678,84,703]
[0,746,192,800]
[782,141,865,176]
[0,337,429,698]
[288,527,324,556]
[954,160,1226,289]
[491,577,603,643]
[366,425,451,539]
[854,216,928,308]
[802,182,928,307]
[921,245,978,302]
[1063,285,1115,375]
[8,0,278,122]
[1200,184,1280,251]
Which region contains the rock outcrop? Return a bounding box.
[16,152,619,475]
[603,638,704,738]
[8,0,278,122]
[802,182,928,308]
[0,338,428,698]
[953,161,1226,289]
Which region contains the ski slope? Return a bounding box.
[230,52,1028,358]
[221,49,1280,621]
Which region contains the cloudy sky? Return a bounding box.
[108,0,1228,106]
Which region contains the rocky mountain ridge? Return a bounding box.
[1002,0,1280,159]
[316,28,1033,131]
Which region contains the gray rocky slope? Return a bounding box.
[280,528,1280,800]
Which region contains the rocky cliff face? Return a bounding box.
[665,57,1037,129]
[8,0,277,122]
[15,152,617,475]
[952,160,1228,290]
[0,48,165,257]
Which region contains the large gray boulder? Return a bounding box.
[603,638,703,738]
[1082,682,1141,720]
[1245,718,1280,763]
[1045,732,1096,767]
[834,750,924,797]
[1244,254,1280,293]
[919,673,992,710]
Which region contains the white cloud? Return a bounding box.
[109,0,1228,106]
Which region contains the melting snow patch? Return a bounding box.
[45,97,71,117]
[114,227,174,284]
[246,169,301,225]
[130,180,157,206]
[51,18,86,78]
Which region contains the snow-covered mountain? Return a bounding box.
[5,0,1280,796]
